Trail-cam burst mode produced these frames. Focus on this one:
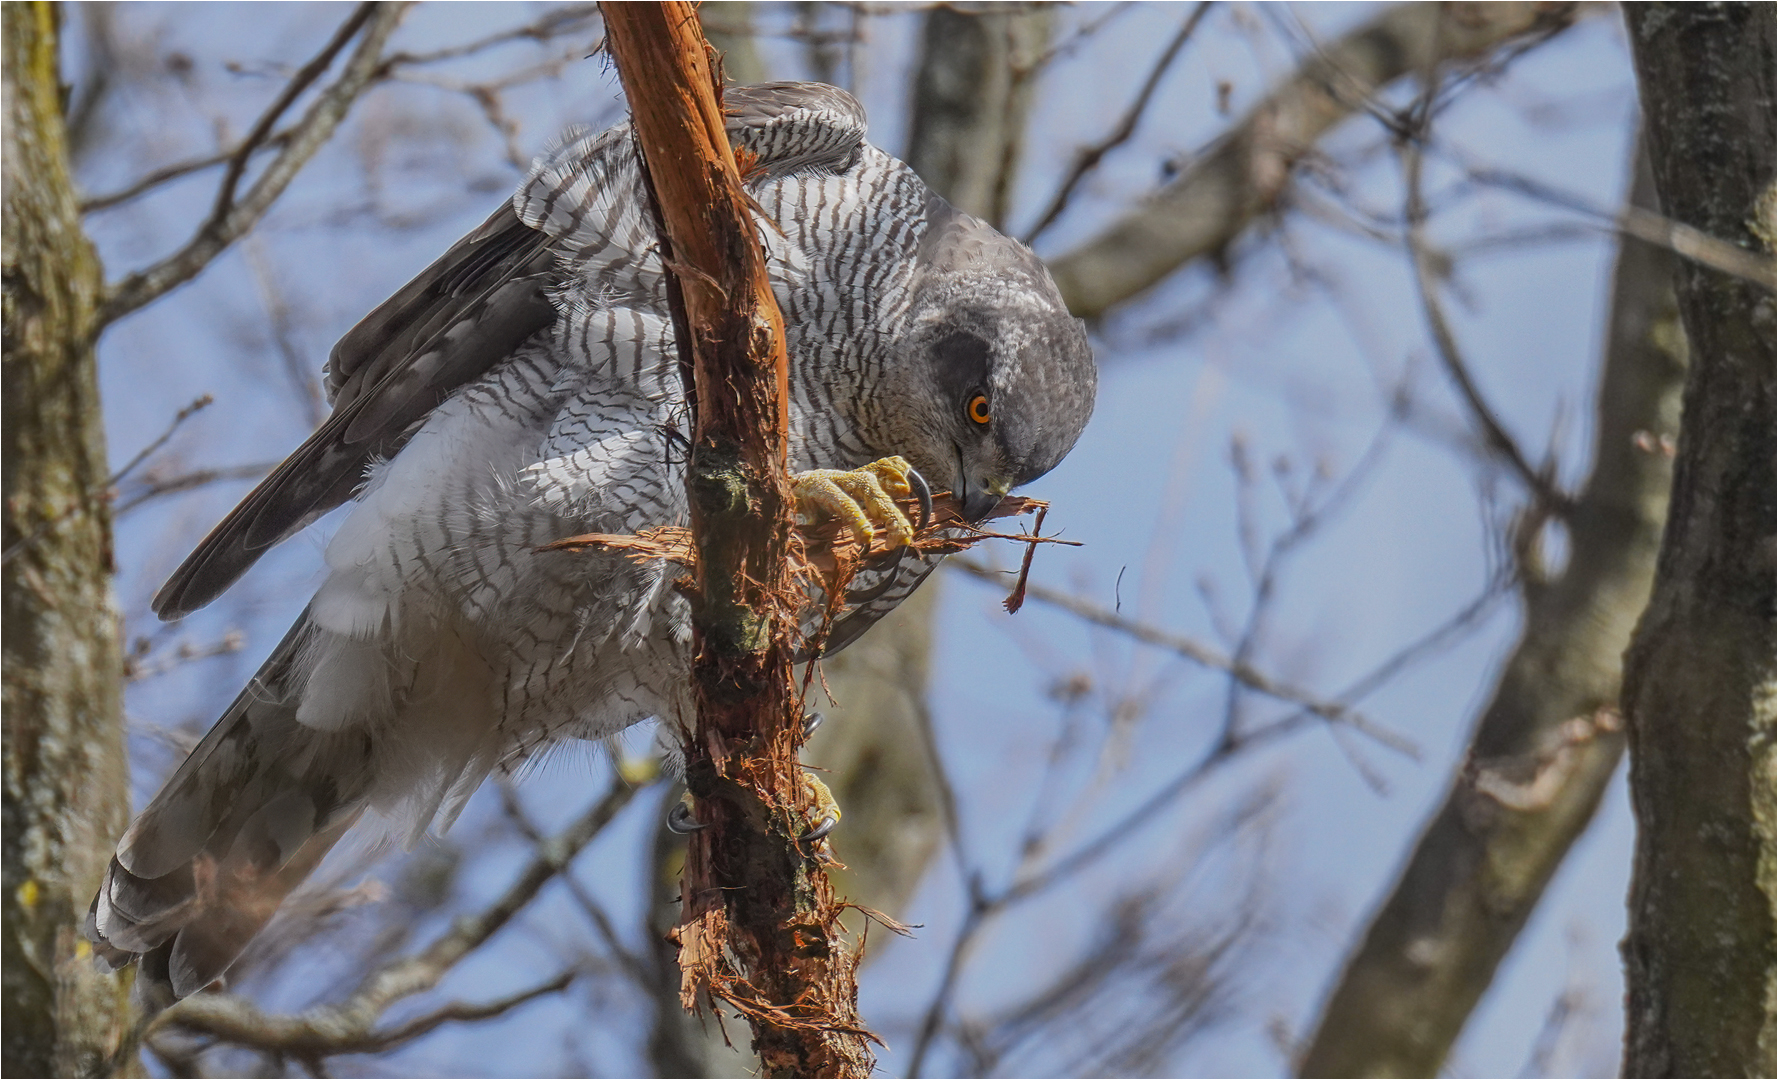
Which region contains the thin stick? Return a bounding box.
[1022,2,1213,245]
[99,3,409,326]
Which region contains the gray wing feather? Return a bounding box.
[152,81,868,622]
[152,205,558,619]
[724,82,867,180]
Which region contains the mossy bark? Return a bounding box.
[2,2,137,1075]
[1619,5,1776,1076]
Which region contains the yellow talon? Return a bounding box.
[800,774,841,843]
[793,456,916,549]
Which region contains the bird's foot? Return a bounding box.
[665,793,706,834]
[799,774,841,843]
[792,457,931,550]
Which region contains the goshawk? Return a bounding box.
[88,81,1095,1001]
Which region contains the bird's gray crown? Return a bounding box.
[903,199,1096,490]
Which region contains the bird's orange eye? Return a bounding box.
[966,394,991,426]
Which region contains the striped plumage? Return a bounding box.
[89,83,1095,1003]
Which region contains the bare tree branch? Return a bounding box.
[157,782,636,1063]
[1022,1,1213,245]
[947,557,1386,737]
[380,4,600,67]
[1,393,213,566]
[1400,133,1572,513]
[82,5,604,216]
[1457,159,1777,290]
[1047,1,1592,318]
[98,2,410,327]
[113,461,278,516]
[81,132,294,214]
[1300,139,1686,1078]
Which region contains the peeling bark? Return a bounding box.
[2,2,136,1075]
[1619,5,1776,1076]
[646,8,1044,1069]
[601,5,875,1076]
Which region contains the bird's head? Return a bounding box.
[871,203,1096,521]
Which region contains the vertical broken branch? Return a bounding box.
[600,5,876,1077]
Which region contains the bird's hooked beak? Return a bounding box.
[955,448,1008,523]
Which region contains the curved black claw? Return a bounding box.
[844,544,905,605]
[666,801,707,834]
[802,710,825,740]
[799,814,838,843]
[905,466,933,535]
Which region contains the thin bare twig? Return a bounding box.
[99,2,410,327]
[346,970,576,1052]
[0,394,213,564]
[123,631,246,683]
[153,971,574,1067]
[1022,2,1213,245]
[81,132,294,213]
[1047,2,1592,318]
[946,557,1383,737]
[114,461,279,516]
[83,5,602,215]
[214,4,378,227]
[910,515,1505,1077]
[1023,2,1137,76]
[497,783,653,987]
[381,4,600,67]
[112,395,218,489]
[1458,161,1777,290]
[158,782,636,1060]
[903,698,1285,1077]
[1402,130,1570,514]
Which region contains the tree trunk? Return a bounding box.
[2,2,136,1076]
[1618,5,1776,1076]
[904,2,1050,229]
[1299,143,1684,1078]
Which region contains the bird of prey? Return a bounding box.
[88,82,1095,1003]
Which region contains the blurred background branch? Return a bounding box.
[1047,1,1592,319]
[1299,135,1683,1079]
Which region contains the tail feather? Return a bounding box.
[88,609,376,1003]
[114,615,316,878]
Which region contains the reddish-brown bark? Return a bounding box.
[601,6,875,1076]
